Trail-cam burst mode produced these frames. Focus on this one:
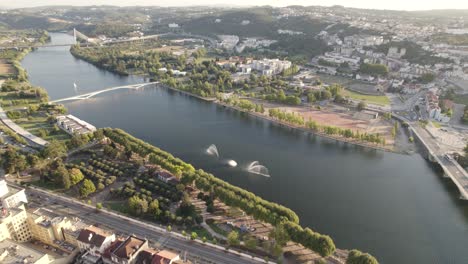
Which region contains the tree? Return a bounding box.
[227,231,240,247]
[128,195,148,216]
[321,90,332,100]
[53,163,71,189]
[190,232,198,240]
[346,249,379,264]
[42,140,67,159]
[357,101,367,111]
[270,224,290,247]
[2,148,27,174]
[69,168,84,185]
[420,73,435,84]
[245,237,258,250]
[149,200,160,215]
[80,179,96,197]
[96,203,103,210]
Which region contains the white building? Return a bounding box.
[168,23,179,28]
[0,180,27,209]
[56,115,96,135]
[250,59,292,76]
[0,180,31,243]
[217,35,239,50]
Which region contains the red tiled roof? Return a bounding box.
[77,226,112,248]
[112,236,146,260]
[157,171,174,179]
[102,240,124,259]
[136,248,157,264]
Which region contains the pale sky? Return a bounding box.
[1,0,468,11]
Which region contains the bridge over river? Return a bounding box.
[387,112,468,200]
[50,82,159,104]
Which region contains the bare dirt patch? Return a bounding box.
[249,98,395,145]
[0,59,15,75]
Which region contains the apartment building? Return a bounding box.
[27,207,74,245]
[0,180,31,243]
[0,180,28,209]
[0,205,32,242]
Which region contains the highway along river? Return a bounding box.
[21,33,468,264]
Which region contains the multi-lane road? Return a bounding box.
[25,187,268,264]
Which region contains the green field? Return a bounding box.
[452,94,468,106]
[343,89,390,106]
[16,116,70,142]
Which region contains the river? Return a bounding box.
[21,33,468,264]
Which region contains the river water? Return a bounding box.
[21,33,468,264]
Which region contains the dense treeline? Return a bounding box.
[283,221,335,257]
[359,63,388,76]
[70,44,181,76]
[101,128,194,176]
[346,249,379,264]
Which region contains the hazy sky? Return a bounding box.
[2,0,468,11]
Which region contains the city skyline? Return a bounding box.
[2,0,468,11]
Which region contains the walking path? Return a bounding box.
[0,105,48,147]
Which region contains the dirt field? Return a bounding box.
[0,59,15,75]
[249,98,395,145]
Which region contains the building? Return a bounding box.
[0,205,31,242]
[388,46,406,59]
[0,239,50,264]
[250,59,292,76]
[0,180,28,209]
[152,250,180,264]
[77,226,115,257]
[217,35,239,50]
[110,235,148,264]
[56,115,96,135]
[156,171,180,185]
[135,248,157,264]
[0,181,31,243]
[27,207,73,245]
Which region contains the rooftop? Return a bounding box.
[0,239,48,264]
[112,235,146,259]
[77,226,114,248]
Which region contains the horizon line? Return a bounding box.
[1,4,468,12]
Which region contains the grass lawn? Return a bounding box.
[30,180,62,191]
[208,221,228,236]
[432,121,442,128]
[16,116,70,142]
[189,226,213,241]
[343,89,390,106]
[452,94,468,106]
[104,201,128,214]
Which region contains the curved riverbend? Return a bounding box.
[21,33,468,264]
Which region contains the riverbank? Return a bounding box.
[161,83,397,153]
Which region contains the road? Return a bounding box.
[411,125,468,199]
[25,187,268,264]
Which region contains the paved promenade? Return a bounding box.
[0,105,48,147]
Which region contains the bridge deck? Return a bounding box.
[411,125,468,199]
[50,82,159,103]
